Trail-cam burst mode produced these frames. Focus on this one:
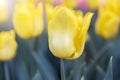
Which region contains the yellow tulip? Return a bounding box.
[48,6,93,59]
[0,0,9,23]
[63,0,78,9]
[13,3,43,39]
[105,0,120,15]
[95,8,119,39]
[86,0,102,10]
[0,30,17,61]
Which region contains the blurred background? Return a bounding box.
[0,0,120,80]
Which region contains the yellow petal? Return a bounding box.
[105,0,120,15]
[75,11,83,31]
[45,4,54,21]
[46,6,63,22]
[68,12,93,59]
[33,3,44,37]
[0,30,17,61]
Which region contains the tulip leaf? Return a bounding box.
[104,56,113,80]
[0,62,5,80]
[81,75,85,80]
[15,60,30,80]
[32,70,42,80]
[32,51,59,80]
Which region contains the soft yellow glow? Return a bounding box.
[63,0,78,9]
[16,0,37,4]
[0,0,9,22]
[0,0,7,6]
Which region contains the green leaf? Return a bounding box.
[104,56,113,80]
[81,75,85,80]
[33,70,42,80]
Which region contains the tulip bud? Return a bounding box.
[48,6,93,59]
[95,8,119,39]
[0,30,17,61]
[13,3,44,39]
[105,0,120,15]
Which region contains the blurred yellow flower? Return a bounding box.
[45,4,54,20]
[86,0,102,10]
[0,30,17,61]
[13,3,44,39]
[0,0,9,23]
[17,0,37,4]
[45,0,56,4]
[63,0,78,9]
[105,0,120,15]
[48,6,93,59]
[95,8,119,39]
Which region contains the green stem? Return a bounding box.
[60,59,65,80]
[4,62,10,80]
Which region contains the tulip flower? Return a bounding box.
[104,0,120,15]
[48,6,93,59]
[0,30,17,61]
[13,3,44,39]
[95,8,119,39]
[0,0,9,23]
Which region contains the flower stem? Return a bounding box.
[4,62,10,80]
[60,59,65,80]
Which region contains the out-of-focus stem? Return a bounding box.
[4,62,10,80]
[60,59,65,80]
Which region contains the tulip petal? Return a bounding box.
[75,11,83,31]
[67,12,93,59]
